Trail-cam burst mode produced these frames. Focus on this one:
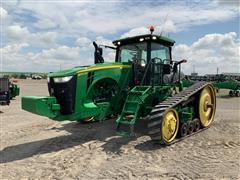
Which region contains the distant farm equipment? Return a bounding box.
[186,74,240,97]
[32,75,42,80]
[0,78,20,105]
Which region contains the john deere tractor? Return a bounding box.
[22,28,216,145]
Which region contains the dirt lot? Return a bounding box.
[0,79,239,179]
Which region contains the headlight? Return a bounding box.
[47,77,50,83]
[53,76,73,83]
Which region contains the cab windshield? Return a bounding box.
[118,43,147,65]
[118,42,170,65]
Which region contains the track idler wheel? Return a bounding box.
[199,84,216,127]
[161,109,180,144]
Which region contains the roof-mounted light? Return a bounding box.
[117,41,121,45]
[152,36,157,40]
[139,38,144,42]
[149,25,155,34]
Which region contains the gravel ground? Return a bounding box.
[0,79,239,179]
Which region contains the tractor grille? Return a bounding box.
[48,75,77,115]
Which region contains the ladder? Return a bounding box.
[116,86,152,136]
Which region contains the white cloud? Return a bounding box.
[173,32,240,75]
[1,1,239,73]
[1,43,29,54]
[121,27,149,38]
[31,46,81,61]
[217,0,240,7]
[34,18,57,29]
[6,25,58,48]
[192,32,237,49]
[1,43,94,72]
[96,36,113,46]
[121,22,177,38]
[1,43,30,71]
[4,1,238,37]
[76,37,92,47]
[6,25,29,40]
[161,20,177,33]
[0,7,8,19]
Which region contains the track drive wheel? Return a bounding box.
[161,109,179,144]
[199,85,216,127]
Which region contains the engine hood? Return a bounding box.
[48,62,131,78]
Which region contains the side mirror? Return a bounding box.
[93,41,104,64]
[173,59,187,73]
[177,59,187,65]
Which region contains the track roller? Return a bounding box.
[188,121,195,134]
[180,123,188,137]
[229,90,234,97]
[235,91,240,97]
[193,118,200,132]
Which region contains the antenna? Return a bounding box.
[160,14,169,37]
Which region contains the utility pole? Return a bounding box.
[217,67,219,75]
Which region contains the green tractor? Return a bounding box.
[213,75,240,97]
[22,28,216,145]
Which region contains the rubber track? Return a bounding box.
[148,81,212,145]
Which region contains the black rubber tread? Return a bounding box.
[148,81,212,145]
[151,128,209,145]
[151,108,166,114]
[148,120,162,128]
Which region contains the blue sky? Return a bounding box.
[1,0,239,74]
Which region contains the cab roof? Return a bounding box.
[113,34,175,47]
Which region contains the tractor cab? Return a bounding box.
[112,32,176,86]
